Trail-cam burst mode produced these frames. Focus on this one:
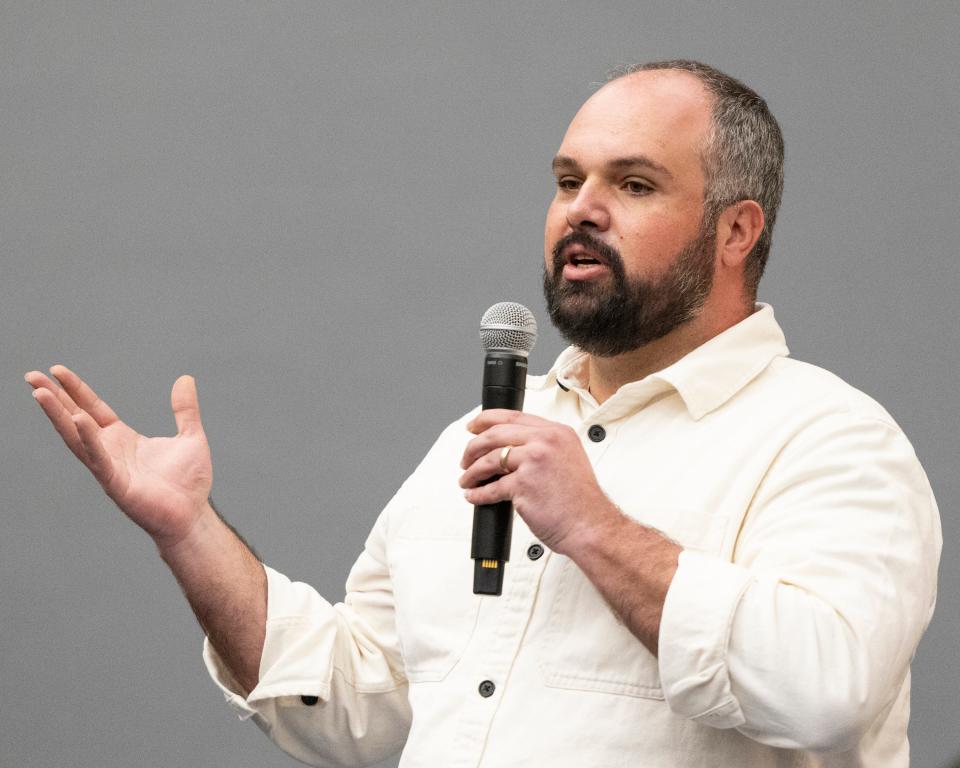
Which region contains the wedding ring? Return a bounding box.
[498,445,513,474]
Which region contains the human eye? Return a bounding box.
[555,176,581,193]
[622,178,653,196]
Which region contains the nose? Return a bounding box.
[566,181,610,232]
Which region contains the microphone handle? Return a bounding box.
[472,351,528,595]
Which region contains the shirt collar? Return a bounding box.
[538,303,789,421]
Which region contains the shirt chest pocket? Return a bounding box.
[537,556,665,698]
[537,505,724,699]
[390,517,482,683]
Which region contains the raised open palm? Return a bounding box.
[25,365,213,549]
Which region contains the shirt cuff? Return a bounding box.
[202,564,336,720]
[203,634,258,719]
[658,549,753,728]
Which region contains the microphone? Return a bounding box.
[471,302,538,595]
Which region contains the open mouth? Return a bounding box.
[570,254,601,267]
[562,244,609,271]
[560,251,610,282]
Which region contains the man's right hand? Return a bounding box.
[25,365,214,553]
[26,365,267,693]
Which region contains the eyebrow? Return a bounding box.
[551,154,674,180]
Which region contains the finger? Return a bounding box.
[460,445,524,489]
[171,375,204,436]
[460,423,535,469]
[25,370,82,415]
[48,365,119,427]
[31,387,88,462]
[467,410,550,434]
[464,474,514,506]
[72,410,116,486]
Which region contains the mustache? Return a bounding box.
[551,231,624,272]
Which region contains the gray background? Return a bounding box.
[2,2,957,766]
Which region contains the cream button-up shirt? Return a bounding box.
[205,304,941,767]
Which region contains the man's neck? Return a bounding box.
[586,300,754,404]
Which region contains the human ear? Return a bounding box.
[718,200,764,268]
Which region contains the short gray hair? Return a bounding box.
[608,60,784,297]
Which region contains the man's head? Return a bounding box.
[543,60,783,357]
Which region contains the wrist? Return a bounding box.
[155,501,221,565]
[566,501,682,582]
[556,491,626,559]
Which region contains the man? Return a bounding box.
[26,61,940,766]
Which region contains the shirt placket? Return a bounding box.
[449,521,551,768]
[451,414,624,767]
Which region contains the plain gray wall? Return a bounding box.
[2,2,957,766]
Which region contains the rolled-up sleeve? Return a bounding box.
[204,508,411,768]
[658,412,941,750]
[658,550,753,728]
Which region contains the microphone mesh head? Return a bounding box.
[480,302,538,355]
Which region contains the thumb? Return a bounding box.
[171,375,204,436]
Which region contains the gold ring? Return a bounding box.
[498,445,513,474]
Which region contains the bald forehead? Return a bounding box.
[598,68,713,102]
[571,70,713,142]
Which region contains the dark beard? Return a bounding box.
[542,225,716,358]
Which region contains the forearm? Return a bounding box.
[158,502,267,694]
[566,501,681,656]
[202,508,413,767]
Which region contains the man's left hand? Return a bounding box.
[459,409,617,556]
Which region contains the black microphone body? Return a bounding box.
[472,351,528,595]
[470,301,537,596]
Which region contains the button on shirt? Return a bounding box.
[204,304,941,768]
